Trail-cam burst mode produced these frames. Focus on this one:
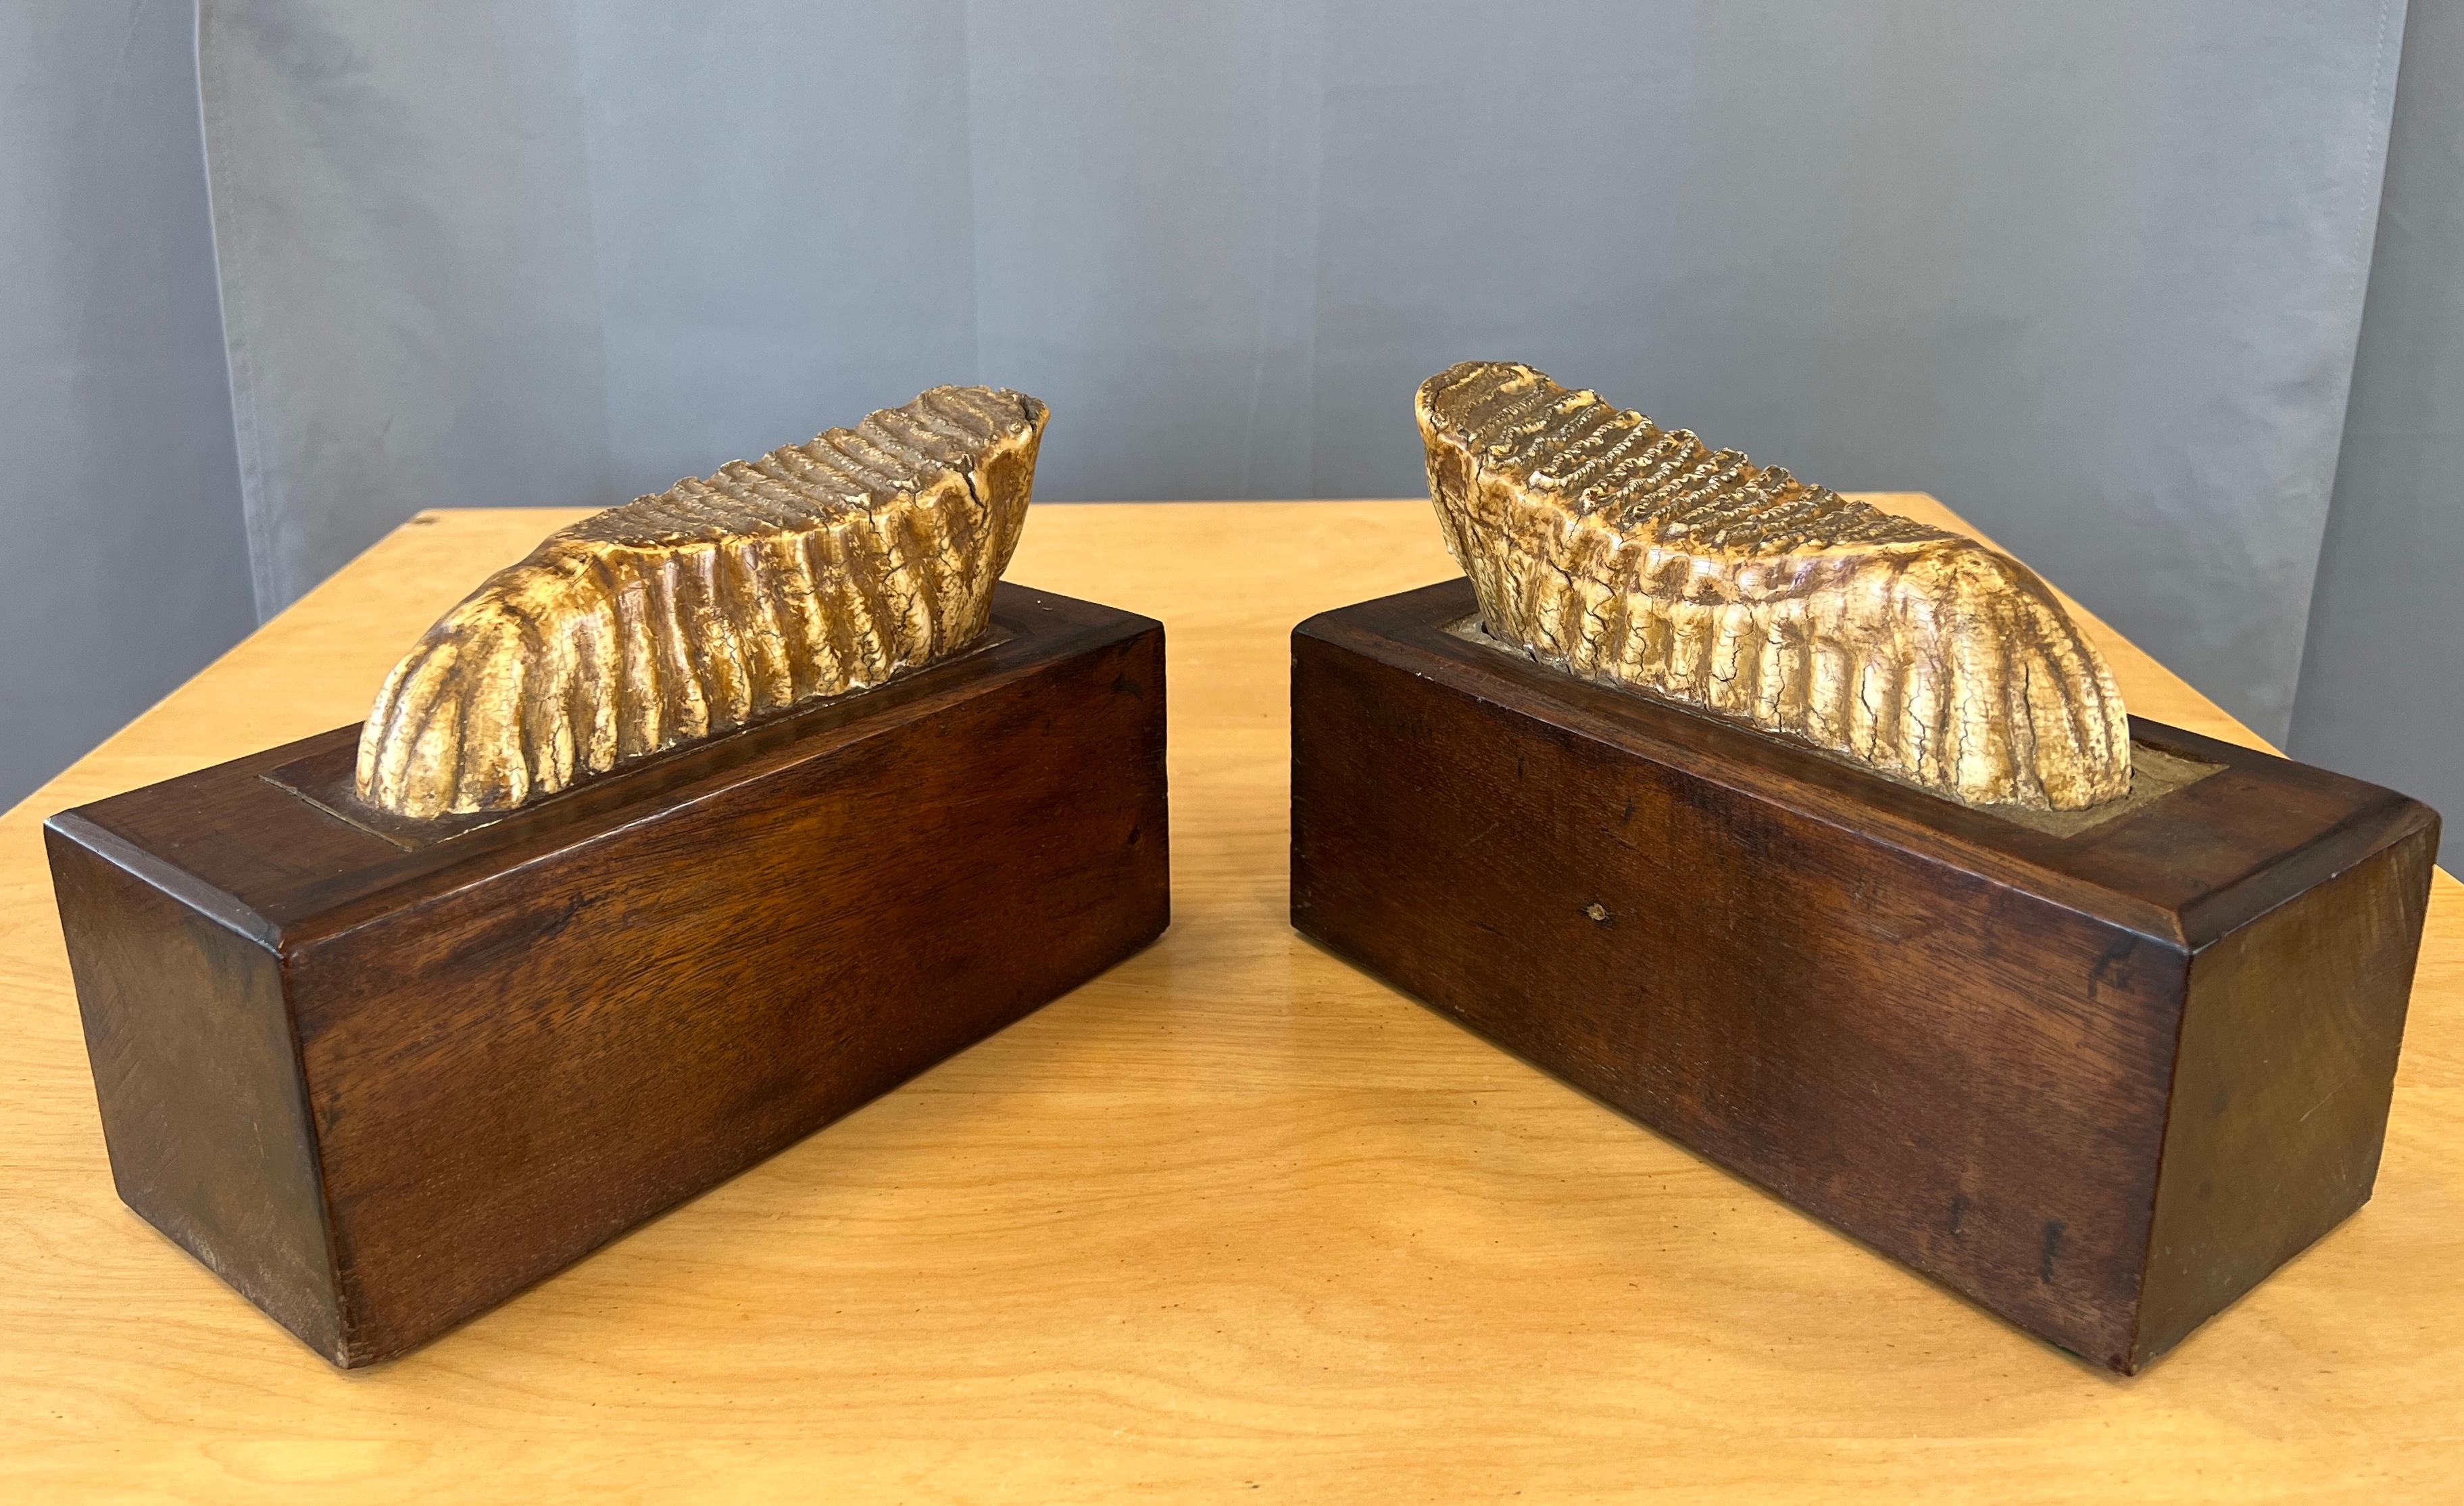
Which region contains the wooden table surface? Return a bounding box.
[3,499,2457,1502]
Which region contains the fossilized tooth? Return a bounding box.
[1417,360,2129,810]
[355,385,1048,819]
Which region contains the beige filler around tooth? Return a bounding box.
[356,385,1048,819]
[1417,360,2130,810]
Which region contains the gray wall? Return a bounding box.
[192,0,2400,746]
[0,1,257,813]
[3,0,2457,859]
[2294,0,2464,865]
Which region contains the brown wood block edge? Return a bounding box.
[47,582,1171,1367]
[1289,578,2438,1374]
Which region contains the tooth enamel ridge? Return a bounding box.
[356,385,1048,819]
[1417,360,2129,810]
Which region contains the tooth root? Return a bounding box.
[1419,361,2130,811]
[355,385,1048,818]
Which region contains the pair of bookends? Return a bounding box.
[49,387,1171,1367]
[1292,361,2438,1374]
[49,365,2441,1378]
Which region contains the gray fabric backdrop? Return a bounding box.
[5,1,2456,865]
[1,1,255,805]
[2291,0,2464,848]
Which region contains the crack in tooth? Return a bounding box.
[1418,360,2129,811]
[355,385,1047,818]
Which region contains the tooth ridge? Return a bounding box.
[1417,360,2129,810]
[355,385,1048,819]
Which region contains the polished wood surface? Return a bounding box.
[4,499,2459,1501]
[1293,579,2435,1371]
[49,587,1166,1366]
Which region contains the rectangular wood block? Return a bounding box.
[1291,579,2437,1373]
[49,583,1169,1368]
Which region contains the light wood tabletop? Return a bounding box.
[3,499,2457,1502]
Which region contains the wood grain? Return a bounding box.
[3,499,2459,1502]
[49,585,1167,1366]
[1292,578,2435,1371]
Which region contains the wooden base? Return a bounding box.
[48,583,1169,1368]
[1290,579,2438,1374]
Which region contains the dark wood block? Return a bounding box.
[49,583,1169,1368]
[1290,579,2436,1374]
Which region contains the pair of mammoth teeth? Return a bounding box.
[358,368,2128,820]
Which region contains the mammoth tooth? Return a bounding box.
[355,384,1048,819]
[1417,360,2129,810]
